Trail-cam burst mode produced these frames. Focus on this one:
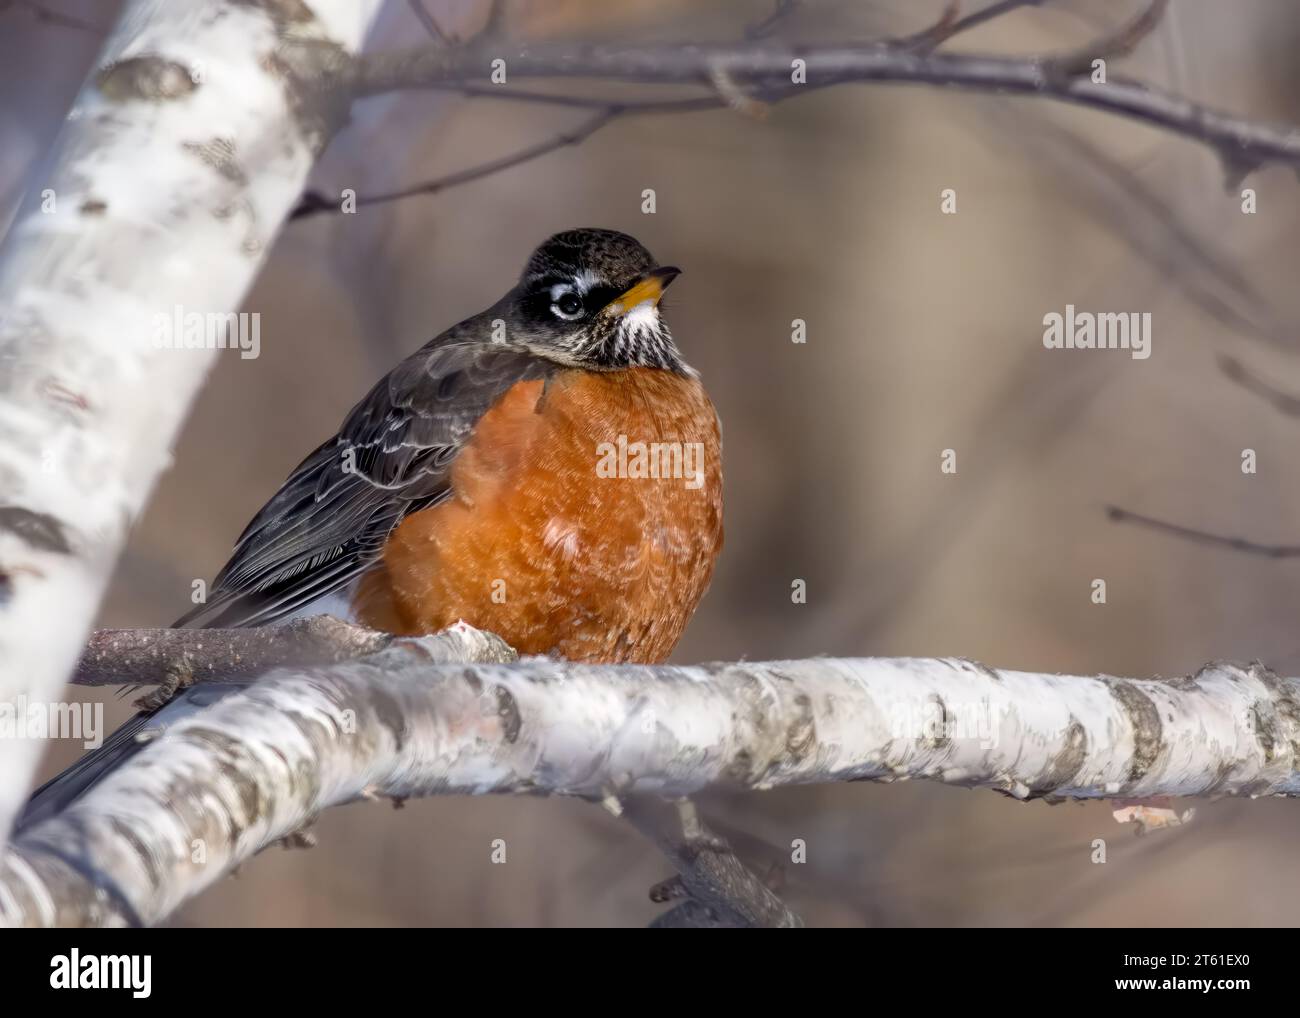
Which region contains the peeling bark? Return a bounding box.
[0,0,383,841]
[3,627,1297,927]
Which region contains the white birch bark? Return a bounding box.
[3,627,1296,926]
[0,0,384,841]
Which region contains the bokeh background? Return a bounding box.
[7,0,1300,926]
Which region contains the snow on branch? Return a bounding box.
[2,620,1296,927]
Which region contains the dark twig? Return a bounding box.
[291,94,738,220]
[1002,108,1291,349]
[407,0,454,46]
[445,85,626,107]
[481,0,506,40]
[906,0,1047,52]
[1219,355,1300,417]
[2,0,107,34]
[1042,0,1169,77]
[746,0,801,40]
[623,796,803,928]
[408,0,505,47]
[292,106,618,220]
[73,615,396,687]
[1106,505,1300,559]
[895,0,963,53]
[342,38,1300,176]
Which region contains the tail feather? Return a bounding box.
[17,684,244,833]
[18,712,156,831]
[22,592,350,831]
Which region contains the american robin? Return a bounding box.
[22,228,723,823]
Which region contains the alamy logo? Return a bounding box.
[595,435,706,490]
[50,951,151,998]
[153,304,260,359]
[1042,304,1151,360]
[0,697,102,748]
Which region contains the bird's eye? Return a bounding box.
[551,292,584,320]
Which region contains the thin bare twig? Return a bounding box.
[444,84,623,107]
[708,62,768,118]
[895,0,963,53]
[311,7,1191,226]
[906,0,1046,52]
[292,106,618,219]
[290,93,739,220]
[309,1,1295,221]
[999,107,1292,349]
[407,0,454,46]
[1106,505,1300,559]
[342,25,1300,179]
[408,0,505,47]
[622,797,802,928]
[746,0,801,40]
[1042,0,1169,77]
[481,0,506,40]
[1,0,107,35]
[1219,355,1300,417]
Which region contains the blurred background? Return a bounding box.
[7,0,1300,926]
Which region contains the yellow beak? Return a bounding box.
[606,266,681,316]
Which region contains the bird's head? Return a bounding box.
[506,228,686,373]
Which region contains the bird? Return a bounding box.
[20,227,724,827]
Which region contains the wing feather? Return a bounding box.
[175,338,555,629]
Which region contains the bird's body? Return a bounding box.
[20,227,723,826]
[354,364,721,662]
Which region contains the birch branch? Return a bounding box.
[0,0,384,841]
[4,624,1298,926]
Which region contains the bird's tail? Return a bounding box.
[16,683,242,833]
[17,710,157,831]
[20,591,330,831]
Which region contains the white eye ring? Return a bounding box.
[550,288,584,321]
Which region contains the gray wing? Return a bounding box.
[174,339,555,629]
[19,339,555,831]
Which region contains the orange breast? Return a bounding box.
[352,366,723,663]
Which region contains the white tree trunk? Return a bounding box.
[0,0,384,841]
[3,627,1295,926]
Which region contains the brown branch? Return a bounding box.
[897,0,967,53]
[1219,355,1300,417]
[339,30,1300,178]
[301,1,1274,222]
[1042,0,1169,77]
[1,0,108,35]
[407,0,454,46]
[1001,109,1291,349]
[292,106,617,219]
[408,0,504,48]
[1106,505,1300,559]
[913,0,1047,52]
[480,0,506,41]
[74,616,396,687]
[290,94,735,220]
[746,0,801,40]
[622,797,802,928]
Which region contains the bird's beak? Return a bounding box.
[606,266,681,316]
